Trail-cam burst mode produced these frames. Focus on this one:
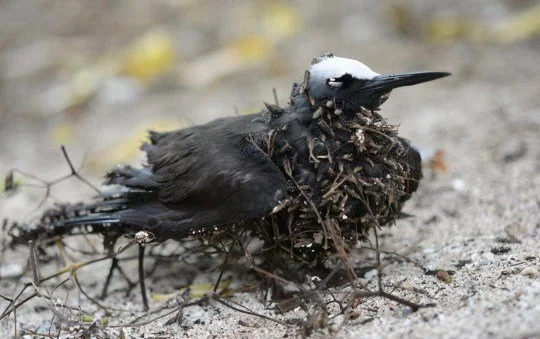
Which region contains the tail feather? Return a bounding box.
[53,215,121,228]
[6,163,162,247]
[9,208,124,246]
[8,186,153,247]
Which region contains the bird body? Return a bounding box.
[10,54,449,255]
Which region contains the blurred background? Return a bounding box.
[1,0,539,220]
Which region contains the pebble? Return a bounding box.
[364,269,378,280]
[452,178,466,192]
[479,252,496,266]
[0,263,23,278]
[436,270,453,283]
[400,281,413,291]
[423,247,435,254]
[519,266,539,277]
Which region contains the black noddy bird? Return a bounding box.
[13,54,450,244]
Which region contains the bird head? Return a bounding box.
[303,54,450,111]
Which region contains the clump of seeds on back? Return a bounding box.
[253,82,418,265]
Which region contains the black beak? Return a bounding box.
[363,72,451,93]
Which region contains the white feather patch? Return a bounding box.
[310,57,379,81]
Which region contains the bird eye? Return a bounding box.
[326,73,357,90]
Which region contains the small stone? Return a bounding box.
[364,269,378,280]
[480,252,496,265]
[0,263,23,278]
[491,246,511,255]
[423,247,435,254]
[519,266,539,277]
[436,270,452,283]
[349,309,362,319]
[452,178,466,192]
[400,281,413,291]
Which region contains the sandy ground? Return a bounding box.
[0,1,539,338]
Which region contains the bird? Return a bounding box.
[10,54,450,254]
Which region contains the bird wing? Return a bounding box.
[110,115,288,240]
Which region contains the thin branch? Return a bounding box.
[28,240,40,287]
[60,145,102,195]
[272,88,279,106]
[212,294,287,326]
[138,246,149,312]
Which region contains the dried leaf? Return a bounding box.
[424,4,540,44]
[50,123,75,145]
[233,35,271,60]
[151,278,231,302]
[3,171,20,193]
[424,17,486,43]
[123,29,176,83]
[389,4,414,36]
[80,315,94,323]
[429,150,448,173]
[492,3,540,43]
[262,3,301,41]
